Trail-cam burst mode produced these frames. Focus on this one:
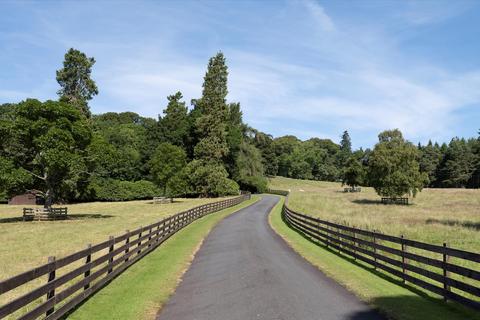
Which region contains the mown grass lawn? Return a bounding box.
[268,196,480,320]
[66,195,260,320]
[269,176,480,252]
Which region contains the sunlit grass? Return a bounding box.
[0,198,229,284]
[268,196,480,320]
[269,176,480,252]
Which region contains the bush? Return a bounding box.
[0,190,7,204]
[187,160,240,197]
[91,179,161,201]
[237,175,267,193]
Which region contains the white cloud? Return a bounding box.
[2,0,478,148]
[302,0,335,32]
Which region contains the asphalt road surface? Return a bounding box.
[157,195,385,320]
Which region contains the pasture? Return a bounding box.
[269,176,480,252]
[0,198,226,282]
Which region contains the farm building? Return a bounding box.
[8,190,44,205]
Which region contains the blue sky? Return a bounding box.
[1,0,480,149]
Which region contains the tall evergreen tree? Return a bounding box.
[225,102,245,175]
[439,138,476,188]
[340,130,352,154]
[194,52,229,162]
[419,140,442,187]
[337,130,352,170]
[160,92,190,148]
[56,48,98,117]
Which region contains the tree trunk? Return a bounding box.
[44,189,54,209]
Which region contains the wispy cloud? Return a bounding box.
[1,0,479,148]
[302,0,335,32]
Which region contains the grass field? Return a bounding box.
[0,198,231,280]
[269,176,480,252]
[268,197,480,320]
[67,196,259,320]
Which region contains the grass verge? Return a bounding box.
[66,195,260,320]
[268,196,480,320]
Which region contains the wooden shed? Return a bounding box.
[8,191,44,206]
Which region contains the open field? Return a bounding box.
[269,176,480,252]
[68,196,259,320]
[0,198,229,281]
[268,197,480,320]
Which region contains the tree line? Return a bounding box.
[0,48,479,206]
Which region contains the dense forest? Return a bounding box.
[0,48,479,204]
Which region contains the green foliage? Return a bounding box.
[194,52,230,162]
[437,138,477,188]
[0,99,92,206]
[186,160,239,197]
[252,131,278,176]
[92,112,154,180]
[337,130,352,168]
[160,92,190,147]
[237,175,267,193]
[225,102,246,175]
[90,179,160,201]
[149,143,187,194]
[368,129,427,198]
[234,142,267,193]
[0,157,34,196]
[418,141,442,186]
[342,157,365,187]
[56,48,98,117]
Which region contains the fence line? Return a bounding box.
[267,189,480,311]
[0,194,251,319]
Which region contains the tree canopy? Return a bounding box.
[1,48,479,206]
[368,129,427,198]
[0,99,92,207]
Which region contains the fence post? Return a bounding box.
[337,226,341,252]
[401,235,406,284]
[326,225,329,248]
[108,236,114,274]
[373,230,377,270]
[443,242,450,302]
[317,219,321,245]
[46,256,56,316]
[353,229,356,261]
[84,244,92,290]
[125,230,130,262]
[148,227,153,248]
[138,227,143,255]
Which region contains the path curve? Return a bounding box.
[157,195,385,320]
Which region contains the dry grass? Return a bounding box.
[0,198,226,281]
[269,177,480,308]
[269,176,480,252]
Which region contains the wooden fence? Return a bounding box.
[23,208,68,221]
[269,190,480,311]
[0,194,250,320]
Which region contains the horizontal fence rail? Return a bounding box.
[0,194,250,319]
[268,189,480,311]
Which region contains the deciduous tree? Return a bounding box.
[0,99,92,207]
[367,129,427,199]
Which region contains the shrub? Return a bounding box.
[237,175,267,193]
[90,178,160,201]
[187,160,240,197]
